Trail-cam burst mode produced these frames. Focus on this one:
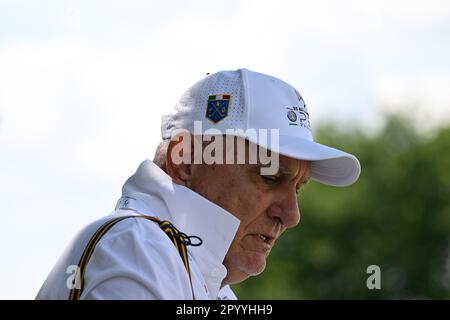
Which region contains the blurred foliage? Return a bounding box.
[232,115,450,299]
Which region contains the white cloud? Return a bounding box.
[375,72,450,131]
[0,40,81,145]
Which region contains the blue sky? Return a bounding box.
[1,0,450,299]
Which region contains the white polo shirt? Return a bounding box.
[36,160,241,300]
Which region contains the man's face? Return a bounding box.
[187,146,310,285]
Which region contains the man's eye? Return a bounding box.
[261,175,278,184]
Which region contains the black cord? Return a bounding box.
[168,223,203,247]
[178,232,203,247]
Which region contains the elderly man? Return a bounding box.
[36,68,360,300]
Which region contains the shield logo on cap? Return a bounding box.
[206,94,231,123]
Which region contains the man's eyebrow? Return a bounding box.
[277,165,294,175]
[254,163,310,182]
[274,164,311,183]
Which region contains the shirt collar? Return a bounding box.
[117,160,240,299]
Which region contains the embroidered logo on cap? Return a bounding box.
[287,89,311,130]
[294,89,303,102]
[287,110,298,125]
[206,94,231,123]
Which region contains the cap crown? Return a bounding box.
[162,68,313,141]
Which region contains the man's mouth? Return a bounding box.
[258,234,267,241]
[257,233,275,245]
[241,233,277,254]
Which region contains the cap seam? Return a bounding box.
[240,68,251,131]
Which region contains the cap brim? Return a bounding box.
[237,133,361,187]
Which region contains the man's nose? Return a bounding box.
[267,191,300,228]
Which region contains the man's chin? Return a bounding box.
[222,259,266,286]
[243,253,267,276]
[222,250,268,284]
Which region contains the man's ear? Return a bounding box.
[165,133,194,186]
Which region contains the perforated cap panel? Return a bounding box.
[161,70,247,139]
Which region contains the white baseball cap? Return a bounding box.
[161,68,361,187]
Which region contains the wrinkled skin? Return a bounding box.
[167,136,310,285]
